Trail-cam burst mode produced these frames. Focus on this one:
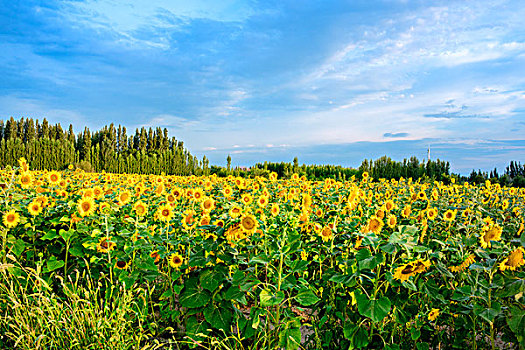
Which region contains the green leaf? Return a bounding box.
[185,315,209,348]
[59,229,75,242]
[250,255,270,265]
[496,279,525,297]
[353,326,369,349]
[278,327,301,350]
[259,289,285,307]
[200,268,223,292]
[507,307,525,340]
[179,277,211,308]
[12,239,26,257]
[160,290,173,300]
[204,304,232,331]
[416,342,429,350]
[520,232,525,248]
[295,289,320,306]
[474,302,501,323]
[355,291,391,323]
[44,256,65,272]
[40,231,59,241]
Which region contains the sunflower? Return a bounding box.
[27,200,43,216]
[384,199,395,211]
[78,197,96,217]
[426,208,438,220]
[241,193,253,206]
[150,250,161,263]
[257,196,269,208]
[166,193,177,204]
[96,237,116,253]
[387,214,397,229]
[449,254,476,273]
[417,191,427,201]
[240,214,258,234]
[393,259,430,282]
[229,205,242,219]
[269,172,278,181]
[401,205,411,218]
[214,219,225,228]
[118,190,131,205]
[270,203,279,216]
[201,197,215,212]
[428,308,440,321]
[157,204,174,222]
[499,247,525,271]
[18,157,29,172]
[169,253,184,268]
[199,215,211,226]
[2,210,20,228]
[443,209,456,222]
[367,215,384,234]
[19,172,33,189]
[35,196,49,208]
[479,223,502,248]
[133,200,148,217]
[182,210,197,230]
[47,171,61,185]
[320,226,333,242]
[193,188,204,201]
[114,260,130,270]
[223,186,233,198]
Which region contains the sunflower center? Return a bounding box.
[162,209,170,217]
[507,251,523,267]
[82,203,91,211]
[7,214,15,222]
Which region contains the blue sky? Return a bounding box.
[1,0,524,174]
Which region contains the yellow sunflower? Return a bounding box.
[193,188,204,201]
[47,171,61,185]
[96,237,116,253]
[367,215,384,234]
[19,172,33,189]
[223,186,233,198]
[426,208,438,220]
[114,260,130,270]
[229,205,242,219]
[479,223,502,248]
[156,204,174,223]
[27,200,43,216]
[257,195,269,208]
[181,210,197,230]
[443,209,457,222]
[428,308,440,321]
[270,203,280,217]
[401,205,412,218]
[384,199,395,211]
[240,214,258,234]
[241,193,253,206]
[133,200,148,217]
[320,225,333,242]
[201,197,215,212]
[387,214,397,229]
[499,247,525,271]
[169,253,184,268]
[2,210,20,228]
[78,197,96,217]
[118,190,131,205]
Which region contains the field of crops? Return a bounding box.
[1,158,524,349]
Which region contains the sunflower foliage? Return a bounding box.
[0,159,524,349]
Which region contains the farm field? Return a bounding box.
[1,158,525,349]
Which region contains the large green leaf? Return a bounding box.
[59,229,75,242]
[355,291,391,323]
[185,315,210,348]
[204,303,232,331]
[259,289,285,307]
[295,289,320,306]
[179,277,211,308]
[474,302,501,323]
[44,256,65,273]
[278,327,301,350]
[506,307,525,341]
[200,268,223,292]
[12,239,26,257]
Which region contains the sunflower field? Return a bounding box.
[1,158,525,350]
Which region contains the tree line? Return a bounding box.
[466,161,525,187]
[0,117,209,175]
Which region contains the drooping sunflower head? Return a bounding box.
[96,237,116,253]
[479,223,502,248]
[393,262,416,282]
[78,197,96,217]
[428,308,440,321]
[150,250,161,263]
[182,210,197,230]
[499,247,525,271]
[229,205,242,219]
[320,226,333,242]
[2,210,20,228]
